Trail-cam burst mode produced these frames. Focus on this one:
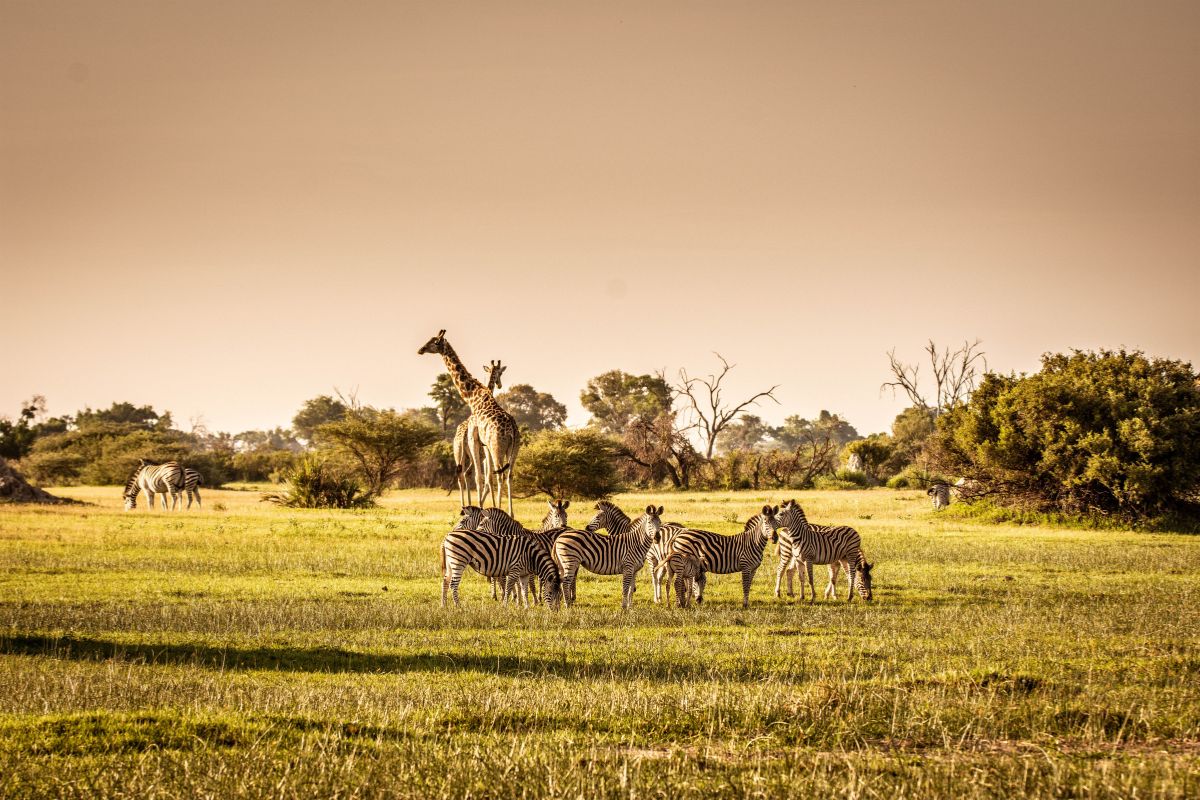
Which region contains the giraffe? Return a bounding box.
[418,331,521,515]
[452,359,506,507]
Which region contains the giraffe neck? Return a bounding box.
[438,342,486,404]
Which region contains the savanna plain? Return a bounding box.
[0,487,1197,798]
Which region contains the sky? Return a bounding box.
[2,1,1198,437]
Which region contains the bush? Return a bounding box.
[513,429,623,499]
[263,457,374,509]
[812,474,866,491]
[886,464,951,490]
[929,349,1200,520]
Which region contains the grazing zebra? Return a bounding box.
[122,460,185,511]
[440,528,562,608]
[661,506,779,609]
[182,467,203,510]
[583,501,687,605]
[476,500,570,601]
[453,360,506,507]
[554,505,663,609]
[774,499,873,603]
[666,551,705,609]
[928,482,951,511]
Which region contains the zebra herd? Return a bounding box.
[440,497,874,609]
[122,460,203,511]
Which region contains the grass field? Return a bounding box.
[1,486,1198,798]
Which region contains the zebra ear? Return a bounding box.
[561,500,570,510]
[773,505,780,516]
[656,505,664,515]
[761,505,772,516]
[645,505,655,515]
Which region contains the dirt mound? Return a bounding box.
[0,458,76,504]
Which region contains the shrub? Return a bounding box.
[263,457,374,509]
[929,349,1200,520]
[513,429,623,499]
[886,464,952,490]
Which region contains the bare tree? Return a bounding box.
[670,354,780,460]
[882,340,987,417]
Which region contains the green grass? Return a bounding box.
[1,487,1198,798]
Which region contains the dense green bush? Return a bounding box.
[513,429,623,499]
[929,349,1200,520]
[263,457,374,509]
[886,464,951,490]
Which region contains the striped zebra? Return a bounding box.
[554,505,663,608]
[928,483,950,511]
[661,506,779,609]
[182,467,203,510]
[122,460,185,511]
[666,551,705,609]
[774,499,873,603]
[583,501,686,605]
[440,528,562,608]
[477,500,570,601]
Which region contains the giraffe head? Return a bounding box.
[483,360,507,391]
[417,329,448,355]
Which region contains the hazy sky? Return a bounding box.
[3,1,1198,436]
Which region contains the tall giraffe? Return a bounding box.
[452,359,505,507]
[419,331,521,515]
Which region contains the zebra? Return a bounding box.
[553,505,663,609]
[122,460,185,511]
[660,506,779,609]
[666,550,705,609]
[584,501,686,605]
[440,527,562,609]
[476,500,570,601]
[928,482,950,511]
[773,499,873,602]
[182,467,203,510]
[453,360,506,507]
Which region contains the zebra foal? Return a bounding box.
[661,506,779,609]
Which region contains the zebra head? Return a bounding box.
[122,466,144,511]
[584,500,628,533]
[453,505,485,531]
[856,561,874,603]
[417,329,448,355]
[776,499,811,538]
[754,505,781,544]
[632,505,664,544]
[541,499,570,531]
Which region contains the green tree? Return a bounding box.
[76,402,169,430]
[580,371,672,434]
[513,429,623,499]
[496,384,567,432]
[292,396,348,442]
[774,411,861,451]
[427,374,469,435]
[843,434,897,484]
[929,349,1200,519]
[715,414,773,453]
[315,409,440,496]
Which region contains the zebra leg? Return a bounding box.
[847,565,857,603]
[694,571,706,604]
[826,562,843,599]
[193,487,201,509]
[806,562,816,604]
[448,564,467,607]
[621,570,635,610]
[559,562,578,606]
[649,556,661,603]
[774,561,783,598]
[741,569,755,609]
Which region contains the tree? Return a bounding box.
[427,374,469,435]
[929,349,1200,520]
[76,402,169,430]
[513,429,623,499]
[292,395,348,442]
[883,340,986,418]
[715,414,773,453]
[673,354,779,460]
[581,371,672,434]
[621,411,703,489]
[843,435,897,484]
[773,411,861,451]
[0,396,69,459]
[315,409,440,497]
[496,384,567,432]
